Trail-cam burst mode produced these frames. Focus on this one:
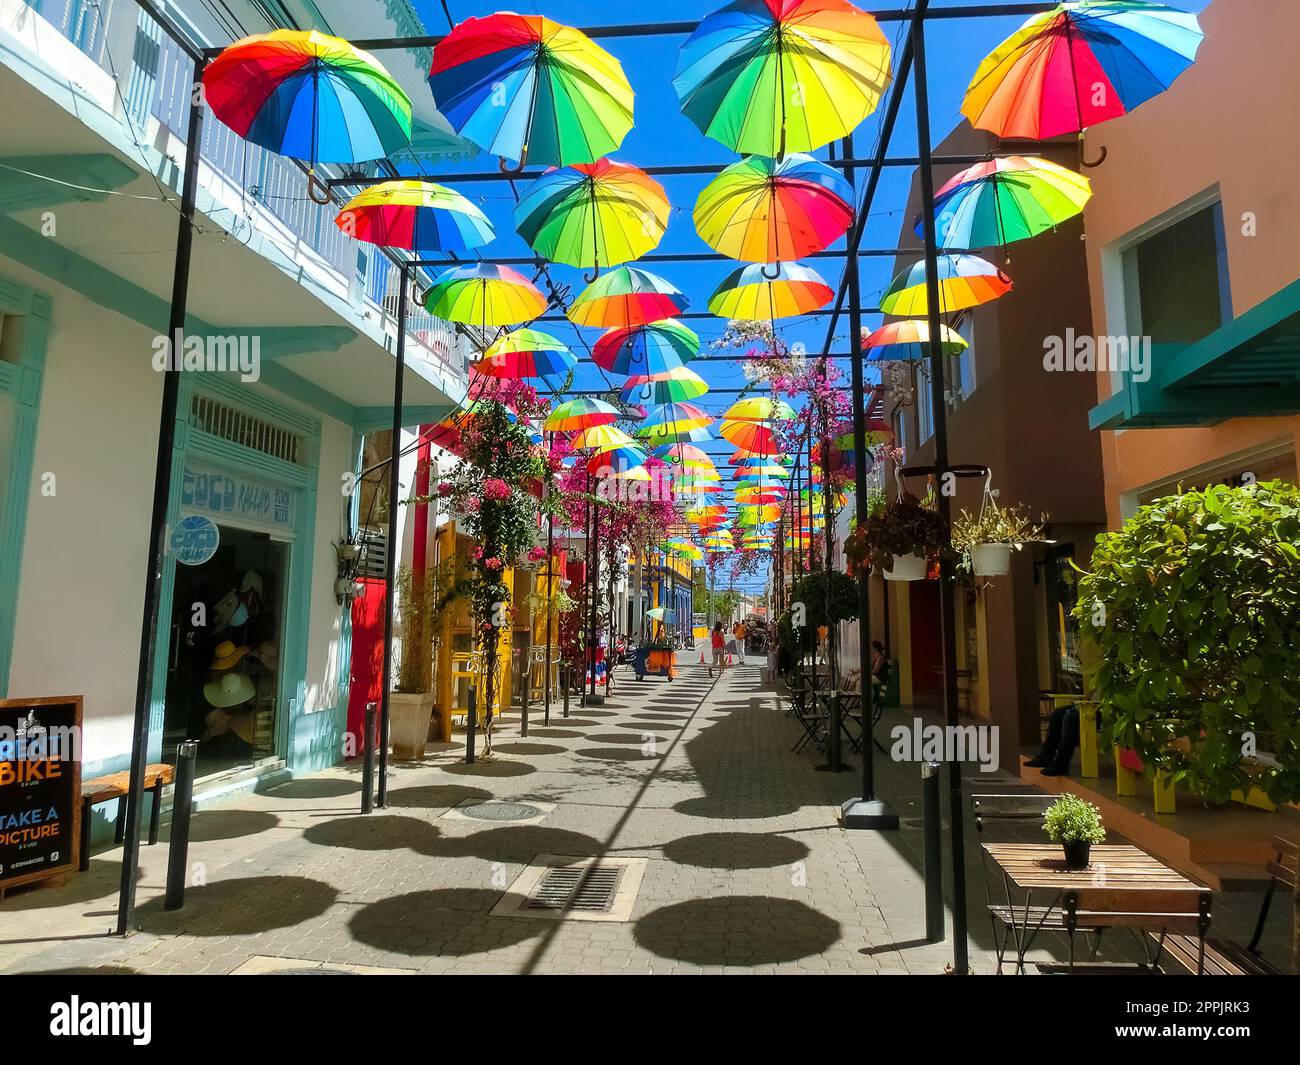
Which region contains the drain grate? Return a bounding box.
[458,800,543,822]
[526,864,624,913]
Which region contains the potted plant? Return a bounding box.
[855,492,948,581]
[1042,793,1106,869]
[391,563,436,760]
[952,503,1048,578]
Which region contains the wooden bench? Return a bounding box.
[1149,835,1296,976]
[79,763,175,871]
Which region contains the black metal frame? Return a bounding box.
[113,0,1065,979]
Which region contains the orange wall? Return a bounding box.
[1082,0,1300,524]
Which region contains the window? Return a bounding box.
[953,314,976,399]
[916,364,934,444]
[1122,200,1232,345]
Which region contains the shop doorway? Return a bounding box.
[164,525,288,778]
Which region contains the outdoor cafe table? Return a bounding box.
[982,843,1212,973]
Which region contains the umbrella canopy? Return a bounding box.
[664,540,703,561]
[674,0,892,157]
[336,180,492,253]
[658,443,715,469]
[473,327,577,380]
[571,423,636,452]
[879,255,1012,317]
[919,156,1092,250]
[735,505,781,526]
[569,267,689,328]
[634,402,714,439]
[593,319,700,375]
[735,486,787,505]
[719,418,780,453]
[687,504,728,523]
[708,262,833,320]
[620,366,710,405]
[545,397,621,432]
[203,31,412,167]
[735,464,791,480]
[588,444,649,476]
[515,159,670,270]
[424,263,547,327]
[863,319,969,361]
[695,153,853,262]
[429,14,634,166]
[724,396,796,422]
[645,606,676,623]
[963,1,1205,141]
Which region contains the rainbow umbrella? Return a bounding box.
[724,396,796,422]
[203,31,411,169]
[473,328,576,380]
[736,505,781,526]
[695,154,853,262]
[664,540,703,561]
[336,180,492,253]
[429,14,634,167]
[736,486,787,505]
[634,402,714,439]
[687,504,728,523]
[735,464,791,481]
[919,157,1092,251]
[621,366,710,406]
[569,267,688,328]
[658,443,715,469]
[963,1,1205,142]
[515,159,670,273]
[593,319,699,375]
[879,255,1012,317]
[719,418,780,453]
[863,320,968,361]
[571,424,636,452]
[708,262,833,320]
[674,0,892,157]
[424,263,547,327]
[545,397,620,432]
[588,445,649,476]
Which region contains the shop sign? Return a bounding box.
[170,514,220,566]
[181,465,295,533]
[0,697,82,890]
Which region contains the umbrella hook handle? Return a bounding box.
[1081,144,1108,169]
[306,170,333,205]
[760,262,783,280]
[583,263,602,284]
[498,156,527,178]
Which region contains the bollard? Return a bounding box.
[361,701,376,815]
[163,740,198,911]
[521,661,530,738]
[465,687,477,764]
[922,760,945,942]
[562,664,570,718]
[828,691,843,771]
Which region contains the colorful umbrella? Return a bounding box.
[719,418,780,453]
[918,157,1092,251]
[863,320,968,361]
[429,14,634,167]
[592,319,700,375]
[736,505,781,526]
[645,606,676,623]
[203,31,412,169]
[424,263,547,328]
[674,0,892,157]
[335,180,493,253]
[963,1,1205,142]
[634,402,714,440]
[879,255,1012,317]
[588,445,649,476]
[545,397,621,432]
[724,396,796,422]
[515,159,670,274]
[620,366,710,406]
[659,443,715,469]
[569,267,689,328]
[708,262,833,320]
[664,540,703,561]
[473,328,576,380]
[571,423,636,452]
[695,153,853,262]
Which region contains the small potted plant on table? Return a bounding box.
[1042,793,1106,869]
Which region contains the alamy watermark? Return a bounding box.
[152,329,261,383]
[1043,329,1151,383]
[889,717,1000,774]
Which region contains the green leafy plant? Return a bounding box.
[951,502,1048,575]
[396,564,434,694]
[849,492,948,572]
[1074,481,1300,805]
[1042,793,1106,845]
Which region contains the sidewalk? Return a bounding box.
[0,662,1286,974]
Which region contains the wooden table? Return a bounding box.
[982,843,1212,973]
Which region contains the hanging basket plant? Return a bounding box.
[852,491,948,581]
[952,500,1048,579]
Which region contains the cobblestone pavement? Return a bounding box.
[1,661,1289,975]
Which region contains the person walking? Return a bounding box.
[732,618,747,659]
[708,621,726,677]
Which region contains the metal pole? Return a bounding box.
[913,4,970,975]
[163,740,198,911]
[580,480,590,708]
[116,53,207,936]
[562,663,570,719]
[377,264,409,809]
[465,686,477,764]
[588,485,601,701]
[542,509,555,727]
[361,701,376,814]
[922,761,945,942]
[821,389,844,773]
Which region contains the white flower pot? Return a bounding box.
[388,692,435,760]
[971,543,1013,577]
[883,553,927,582]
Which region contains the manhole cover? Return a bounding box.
[459,800,544,822]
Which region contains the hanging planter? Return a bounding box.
[952,470,1048,582]
[883,553,927,582]
[852,474,948,583]
[970,543,1013,577]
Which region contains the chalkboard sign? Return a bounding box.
[0,697,82,891]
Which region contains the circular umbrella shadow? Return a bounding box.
[304,814,440,854]
[384,784,492,810]
[585,732,646,745]
[575,746,660,762]
[491,742,568,756]
[434,825,603,862]
[263,778,359,799]
[440,759,535,777]
[527,728,583,739]
[349,889,538,956]
[188,809,279,842]
[618,721,684,731]
[634,897,839,965]
[136,876,337,936]
[661,831,810,870]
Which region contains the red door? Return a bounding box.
[345,577,387,757]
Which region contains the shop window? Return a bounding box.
[1122,200,1232,345]
[190,393,305,466]
[1043,548,1084,695]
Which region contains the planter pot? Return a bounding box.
[883,553,927,582]
[1061,840,1092,870]
[971,543,1013,577]
[388,692,435,760]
